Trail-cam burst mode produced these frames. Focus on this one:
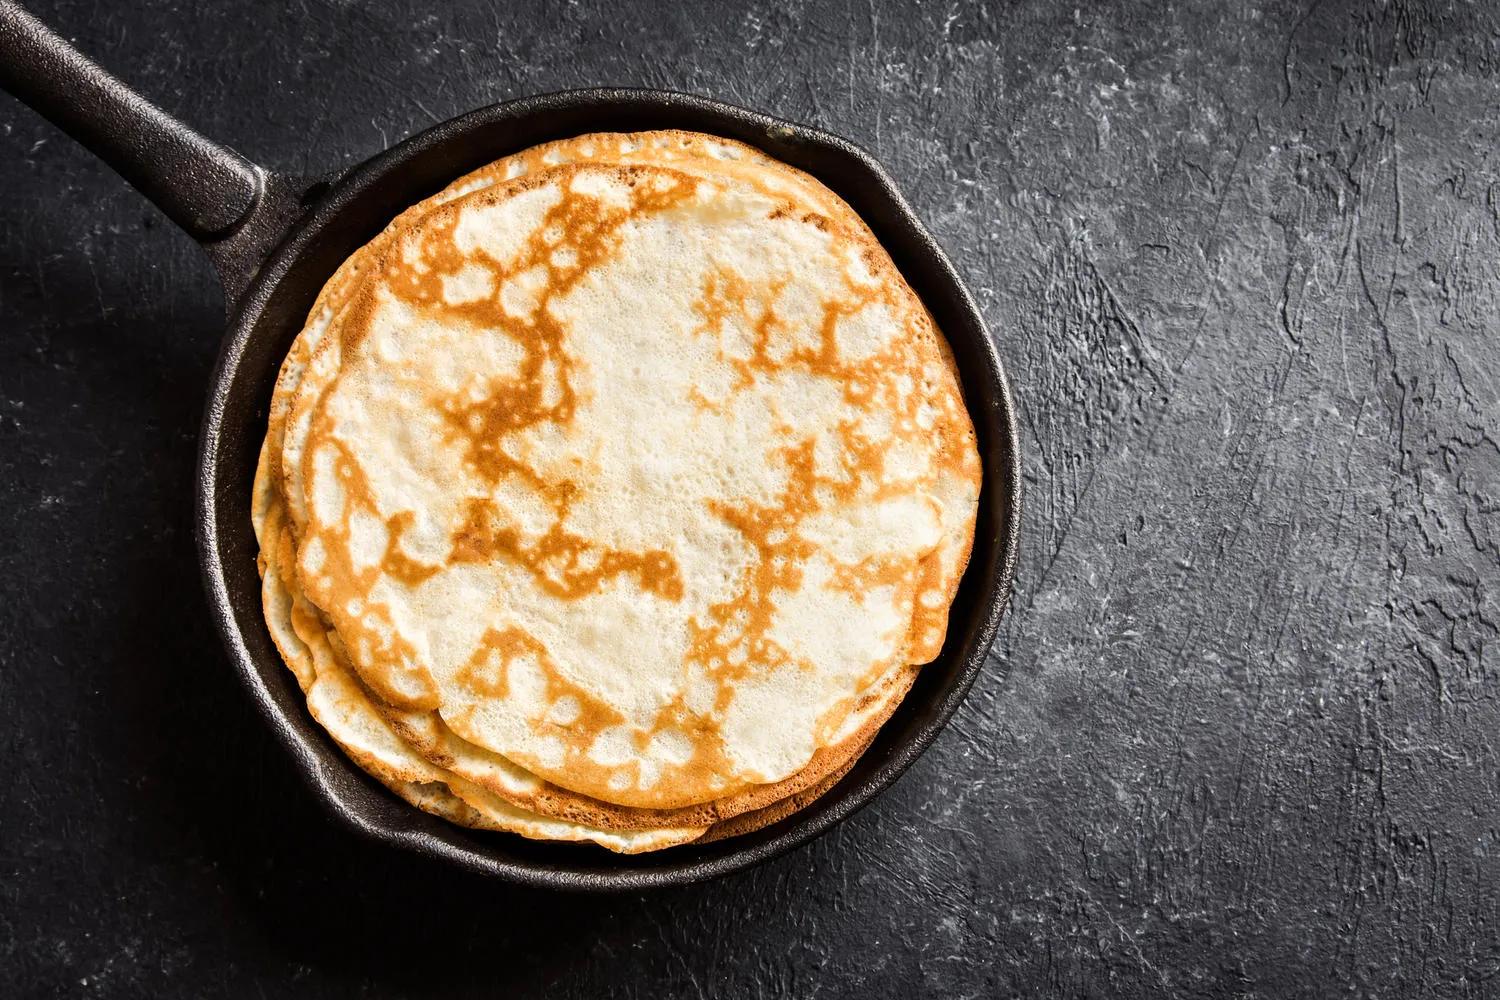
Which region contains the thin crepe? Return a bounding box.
[253,131,979,850]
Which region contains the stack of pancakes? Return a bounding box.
[252,131,981,852]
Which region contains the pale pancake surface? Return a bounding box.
[255,131,980,847]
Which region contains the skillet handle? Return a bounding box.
[0,1,303,308]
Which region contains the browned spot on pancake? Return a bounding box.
[380,511,442,585]
[453,626,561,700]
[692,267,874,390]
[450,496,682,601]
[686,385,718,412]
[689,438,821,704]
[825,552,913,598]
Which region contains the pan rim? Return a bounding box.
[195,87,1022,891]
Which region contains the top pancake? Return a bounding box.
[265,131,981,811]
[252,135,953,839]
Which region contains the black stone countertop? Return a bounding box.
[3,1,1498,996]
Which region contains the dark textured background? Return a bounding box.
[3,0,1499,996]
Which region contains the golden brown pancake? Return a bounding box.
[253,131,980,851]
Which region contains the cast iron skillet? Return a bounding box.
[0,1,1021,890]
